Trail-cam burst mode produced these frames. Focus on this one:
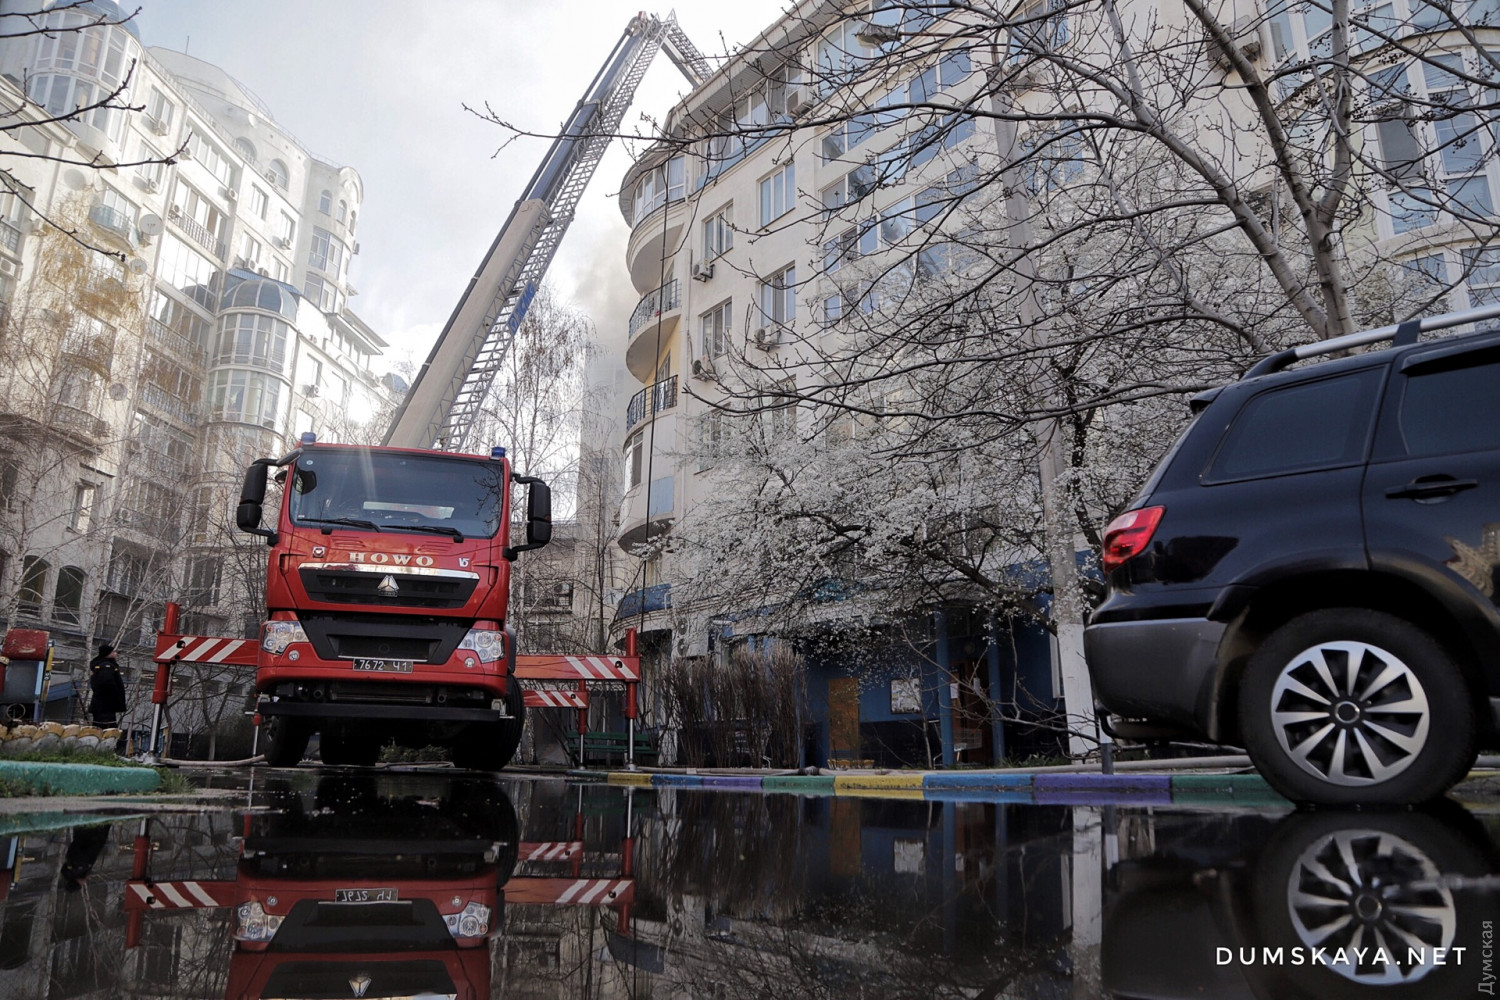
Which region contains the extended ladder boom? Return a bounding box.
[385,13,708,451]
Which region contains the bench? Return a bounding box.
[580,730,658,764]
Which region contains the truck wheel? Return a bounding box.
[261,717,311,768]
[1239,609,1476,806]
[453,683,524,771]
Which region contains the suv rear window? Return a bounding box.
[1205,369,1382,482]
[1398,356,1500,456]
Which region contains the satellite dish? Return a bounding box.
[138,214,163,236]
[128,257,148,275]
[107,383,127,400]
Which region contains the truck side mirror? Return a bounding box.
[506,475,552,559]
[526,481,552,547]
[236,461,278,544]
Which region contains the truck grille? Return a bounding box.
[299,566,477,609]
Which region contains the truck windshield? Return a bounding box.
[287,449,504,540]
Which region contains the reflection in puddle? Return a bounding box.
[0,774,1494,998]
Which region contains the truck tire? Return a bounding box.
[261,716,311,768]
[1239,609,1476,806]
[453,682,524,771]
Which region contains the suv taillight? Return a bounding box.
[1102,506,1165,574]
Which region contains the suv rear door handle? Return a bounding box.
[1385,476,1480,500]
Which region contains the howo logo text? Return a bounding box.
[347,552,436,567]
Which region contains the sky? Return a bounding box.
[131,0,786,372]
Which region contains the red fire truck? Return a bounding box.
[233,438,550,769]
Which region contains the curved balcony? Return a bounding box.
[617,413,678,551]
[625,375,677,434]
[625,195,686,292]
[625,280,681,382]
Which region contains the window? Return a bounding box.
[136,141,165,189]
[338,199,348,224]
[308,227,345,273]
[759,265,796,326]
[0,458,17,511]
[241,233,262,266]
[700,300,733,357]
[625,432,644,488]
[107,545,151,596]
[249,186,268,220]
[278,212,295,243]
[759,163,796,226]
[318,189,332,214]
[233,136,256,162]
[18,556,47,612]
[1396,351,1500,456]
[185,131,233,186]
[146,87,175,132]
[70,484,95,532]
[53,566,85,625]
[1425,55,1495,219]
[304,274,342,312]
[207,369,284,429]
[267,159,289,190]
[188,557,221,606]
[821,86,907,163]
[630,156,686,224]
[1463,247,1500,306]
[216,313,290,372]
[1008,0,1069,62]
[157,233,221,310]
[698,409,725,471]
[703,207,733,260]
[911,49,972,101]
[816,18,879,93]
[1206,370,1383,481]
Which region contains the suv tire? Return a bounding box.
[1239,609,1476,806]
[261,716,311,768]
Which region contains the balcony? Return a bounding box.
[168,208,227,260]
[52,404,109,444]
[615,583,671,619]
[138,383,200,425]
[89,204,137,245]
[624,375,677,434]
[618,468,676,551]
[0,219,21,253]
[147,317,207,364]
[625,280,681,382]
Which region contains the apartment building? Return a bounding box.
[0,1,395,747]
[608,0,1500,766]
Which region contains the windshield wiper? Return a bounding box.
[298,517,382,533]
[398,524,465,542]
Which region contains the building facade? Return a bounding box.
[0,0,396,750]
[605,0,1500,766]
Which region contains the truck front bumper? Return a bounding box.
[257,698,509,722]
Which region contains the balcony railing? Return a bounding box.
[169,208,227,260]
[52,404,108,441]
[0,219,20,253]
[624,375,678,433]
[138,383,200,425]
[628,279,680,339]
[89,204,137,244]
[147,317,207,364]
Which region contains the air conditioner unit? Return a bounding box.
[691,260,714,281]
[691,355,718,379]
[784,86,809,117]
[1212,14,1264,68]
[140,177,159,193]
[855,20,901,46]
[352,241,361,255]
[275,236,292,249]
[223,187,238,201]
[0,258,16,277]
[303,384,320,397]
[753,326,782,349]
[147,117,168,136]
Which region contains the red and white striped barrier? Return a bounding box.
[519,841,583,862]
[125,879,236,910]
[523,689,588,710]
[504,877,634,907]
[515,654,638,683]
[153,635,258,666]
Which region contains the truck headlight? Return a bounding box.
[443,901,491,938]
[232,900,284,942]
[261,621,308,655]
[458,629,505,664]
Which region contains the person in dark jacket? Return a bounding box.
[88,643,127,727]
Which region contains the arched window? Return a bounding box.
[18,556,48,612]
[318,189,332,214]
[266,159,289,190]
[54,566,85,625]
[337,199,347,224]
[233,136,256,162]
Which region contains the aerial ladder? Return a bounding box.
[384,12,710,452]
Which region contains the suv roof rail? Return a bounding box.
[1243,302,1500,379]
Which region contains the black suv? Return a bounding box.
[1085,305,1500,805]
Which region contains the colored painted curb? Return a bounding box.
[605,771,653,787]
[651,774,704,788]
[833,773,925,792]
[923,772,1033,790]
[701,775,766,790]
[763,775,837,793]
[0,761,160,796]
